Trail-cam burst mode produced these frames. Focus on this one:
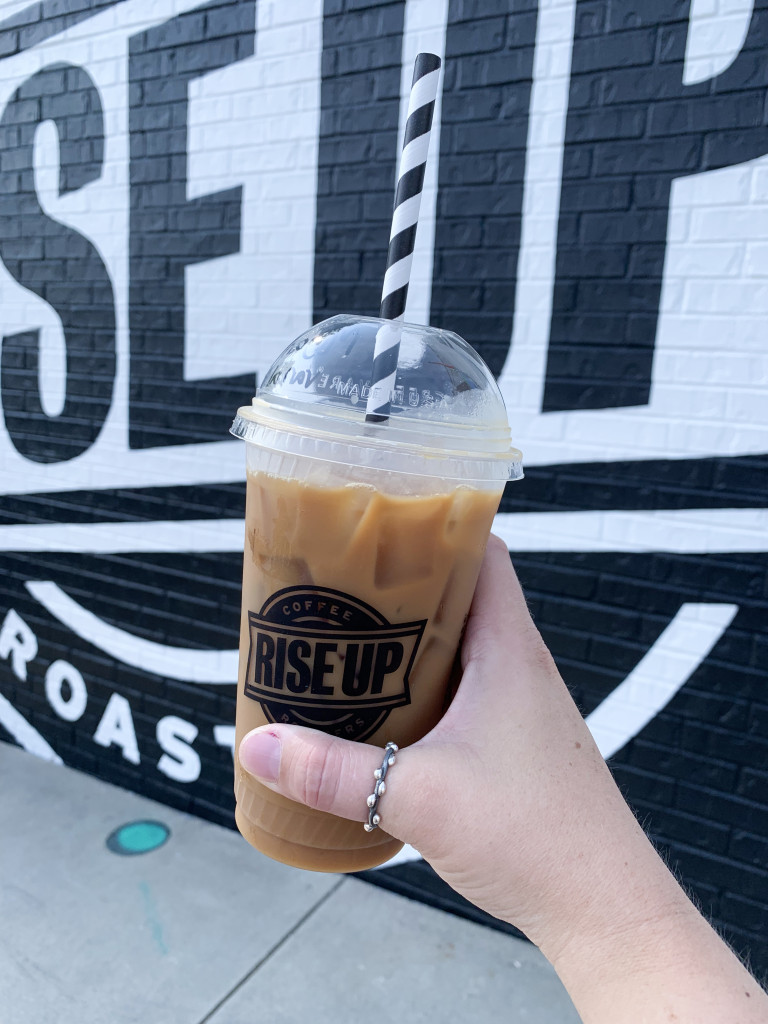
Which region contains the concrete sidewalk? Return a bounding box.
[0,743,580,1023]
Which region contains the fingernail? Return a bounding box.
[240,730,281,783]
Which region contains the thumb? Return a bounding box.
[238,724,437,844]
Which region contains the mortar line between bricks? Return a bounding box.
[194,876,346,1024]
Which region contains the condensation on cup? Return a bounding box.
[230,314,523,872]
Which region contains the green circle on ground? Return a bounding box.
[106,820,170,855]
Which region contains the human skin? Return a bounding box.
[240,535,768,1024]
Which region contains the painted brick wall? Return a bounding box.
[1,0,767,970]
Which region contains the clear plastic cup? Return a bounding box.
[230,314,522,871]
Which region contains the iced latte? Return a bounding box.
[231,315,522,871]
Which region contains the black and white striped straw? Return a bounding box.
[366,51,442,423]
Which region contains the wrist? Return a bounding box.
[546,853,694,982]
[531,802,690,971]
[534,822,768,1023]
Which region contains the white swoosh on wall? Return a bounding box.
[0,693,62,765]
[25,581,238,685]
[586,602,739,760]
[1,508,767,554]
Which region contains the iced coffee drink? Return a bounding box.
[231,315,522,871]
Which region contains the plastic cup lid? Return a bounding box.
[231,315,523,483]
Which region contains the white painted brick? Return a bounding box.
[656,351,768,386]
[258,227,316,253]
[685,13,753,56]
[680,165,754,207]
[658,314,744,348]
[668,243,744,278]
[245,111,319,145]
[530,111,570,147]
[252,308,310,339]
[190,151,232,181]
[725,388,768,423]
[514,280,557,314]
[749,164,768,199]
[666,208,692,244]
[679,419,764,454]
[260,0,322,30]
[654,384,728,419]
[525,147,568,183]
[504,313,536,350]
[252,55,324,90]
[660,277,686,313]
[405,1,449,32]
[188,96,234,125]
[691,206,768,242]
[567,413,671,453]
[689,0,718,16]
[743,243,768,277]
[231,81,319,122]
[257,21,321,57]
[197,121,248,153]
[88,55,121,86]
[232,139,316,173]
[535,41,576,80]
[684,0,754,83]
[683,280,768,314]
[518,247,557,280]
[523,181,561,215]
[533,80,571,113]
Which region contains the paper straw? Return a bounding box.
[366,51,442,424]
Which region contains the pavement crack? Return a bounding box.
[195,876,345,1024]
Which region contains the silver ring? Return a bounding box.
[363,742,399,832]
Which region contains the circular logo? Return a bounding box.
[246,586,419,742]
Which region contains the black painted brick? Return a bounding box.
[645,804,731,856]
[720,893,768,935]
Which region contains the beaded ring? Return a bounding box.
[363,742,399,832]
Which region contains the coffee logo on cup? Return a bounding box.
[244,586,426,741]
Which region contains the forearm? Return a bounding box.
[540,820,768,1024]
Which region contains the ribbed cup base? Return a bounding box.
[234,773,403,872]
[234,806,403,872]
